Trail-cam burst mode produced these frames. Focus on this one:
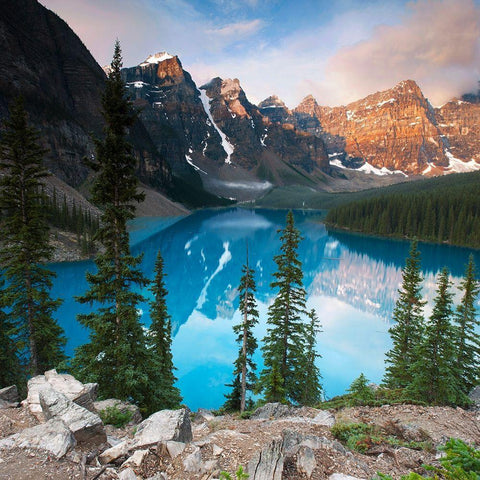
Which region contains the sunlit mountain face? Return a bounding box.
[51,208,480,410]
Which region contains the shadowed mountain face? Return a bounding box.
[0,0,171,191]
[121,56,330,201]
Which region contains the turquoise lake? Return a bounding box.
[49,208,480,411]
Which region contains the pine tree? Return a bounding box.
[224,246,259,413]
[298,309,323,406]
[347,373,374,405]
[454,255,480,394]
[147,250,182,411]
[259,211,319,404]
[73,42,152,407]
[408,267,464,405]
[0,279,20,388]
[0,97,65,377]
[383,239,425,389]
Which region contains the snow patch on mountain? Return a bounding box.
[186,155,207,175]
[140,52,173,66]
[444,151,480,173]
[199,89,235,164]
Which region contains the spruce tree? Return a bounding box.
[298,309,323,406]
[0,280,20,388]
[454,255,480,394]
[73,42,152,406]
[147,250,182,410]
[0,97,65,377]
[259,211,319,404]
[224,247,259,413]
[408,267,463,405]
[383,239,425,388]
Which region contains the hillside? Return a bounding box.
[324,171,480,248]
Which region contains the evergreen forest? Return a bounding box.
[325,171,480,248]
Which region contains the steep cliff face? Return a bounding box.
[0,0,171,191]
[291,80,480,176]
[122,53,225,181]
[436,100,480,171]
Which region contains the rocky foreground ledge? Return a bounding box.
[0,372,479,480]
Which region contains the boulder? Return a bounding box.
[121,449,149,469]
[0,385,19,409]
[194,408,215,423]
[39,386,106,444]
[296,445,316,478]
[24,370,98,419]
[248,438,284,480]
[118,468,138,480]
[94,398,142,425]
[0,385,19,404]
[469,386,480,407]
[163,440,186,459]
[131,409,192,449]
[0,418,75,458]
[99,440,129,465]
[250,403,294,420]
[329,475,365,480]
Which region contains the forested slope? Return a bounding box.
[325,171,480,248]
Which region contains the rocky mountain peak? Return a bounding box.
[139,51,174,66]
[295,94,319,116]
[258,95,288,110]
[204,77,251,118]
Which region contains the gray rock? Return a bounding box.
[183,449,205,474]
[296,445,316,478]
[0,418,75,458]
[39,386,106,444]
[469,386,480,407]
[119,467,138,480]
[121,449,149,469]
[248,439,284,480]
[95,398,142,425]
[329,475,365,480]
[250,403,295,420]
[25,370,98,419]
[0,385,19,405]
[146,474,168,480]
[131,409,192,449]
[164,440,186,459]
[312,410,335,426]
[99,440,129,465]
[194,408,215,423]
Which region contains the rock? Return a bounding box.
[296,445,316,478]
[0,385,19,405]
[212,444,223,456]
[183,449,205,474]
[250,403,294,420]
[248,439,284,480]
[94,398,142,425]
[99,440,129,465]
[164,440,186,459]
[195,408,215,423]
[469,386,480,407]
[329,475,365,480]
[39,387,106,444]
[312,410,335,426]
[119,468,138,480]
[25,370,98,419]
[121,449,149,469]
[131,409,192,449]
[146,474,168,480]
[0,418,75,458]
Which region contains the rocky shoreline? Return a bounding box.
[1,371,479,480]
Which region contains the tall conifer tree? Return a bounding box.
[224,246,259,413]
[0,98,65,377]
[298,309,323,406]
[454,254,480,394]
[73,42,152,406]
[383,239,425,388]
[408,267,464,405]
[147,250,182,410]
[259,211,319,404]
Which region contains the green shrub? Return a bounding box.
[220,466,249,479]
[98,405,133,428]
[331,422,373,443]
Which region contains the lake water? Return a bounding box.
[50,208,480,411]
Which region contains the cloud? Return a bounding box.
[318,0,480,105]
[206,19,264,38]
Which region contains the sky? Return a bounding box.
[40,0,480,108]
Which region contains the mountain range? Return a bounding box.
[0,0,479,209]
